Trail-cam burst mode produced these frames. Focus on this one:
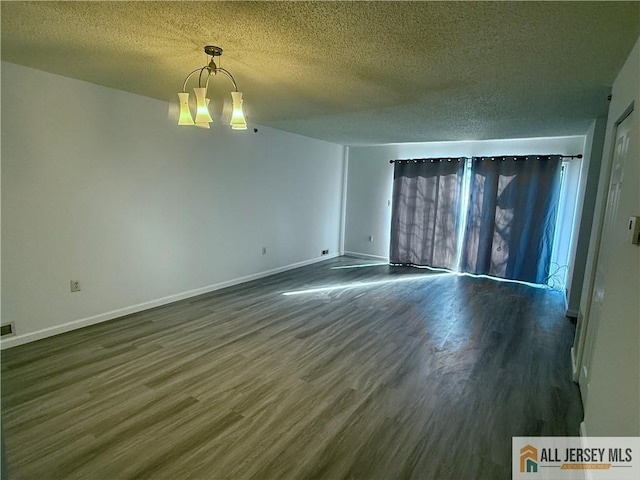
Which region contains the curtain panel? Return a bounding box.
[389,159,465,270]
[460,155,562,284]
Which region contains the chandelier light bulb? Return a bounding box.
[177,92,195,126]
[193,87,213,125]
[195,98,212,128]
[230,91,247,130]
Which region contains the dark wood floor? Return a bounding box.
[1,256,583,480]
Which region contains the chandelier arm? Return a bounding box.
[197,67,211,89]
[216,68,239,92]
[204,69,214,90]
[181,67,206,92]
[182,66,212,91]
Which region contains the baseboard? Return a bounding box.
[343,251,389,262]
[0,253,340,350]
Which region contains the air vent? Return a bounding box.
[1,323,15,337]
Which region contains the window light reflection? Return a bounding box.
[466,273,547,289]
[330,262,389,270]
[283,269,547,297]
[282,273,451,296]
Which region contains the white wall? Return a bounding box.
[345,137,585,272]
[580,37,640,436]
[1,62,346,347]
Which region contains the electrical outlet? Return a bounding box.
[262,247,267,255]
[0,323,15,337]
[322,249,329,255]
[629,216,640,245]
[70,280,81,292]
[368,235,374,242]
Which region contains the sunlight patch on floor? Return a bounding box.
[282,272,452,296]
[330,262,389,270]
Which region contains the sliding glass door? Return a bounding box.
[390,155,564,286]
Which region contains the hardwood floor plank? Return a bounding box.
[1,256,582,479]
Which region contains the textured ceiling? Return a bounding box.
[2,1,639,146]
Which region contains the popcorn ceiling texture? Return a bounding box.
[2,1,639,145]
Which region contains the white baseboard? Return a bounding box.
[343,251,389,262]
[566,308,579,318]
[1,253,339,350]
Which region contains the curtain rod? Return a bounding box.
[389,154,583,164]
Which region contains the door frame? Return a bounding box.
[571,103,635,397]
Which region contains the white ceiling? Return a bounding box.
[2,1,639,146]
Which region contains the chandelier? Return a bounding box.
[177,45,247,130]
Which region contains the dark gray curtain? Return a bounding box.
[390,159,465,269]
[460,155,562,284]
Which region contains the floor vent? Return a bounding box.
[1,323,15,337]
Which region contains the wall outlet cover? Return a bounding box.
[629,216,640,245]
[0,323,15,337]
